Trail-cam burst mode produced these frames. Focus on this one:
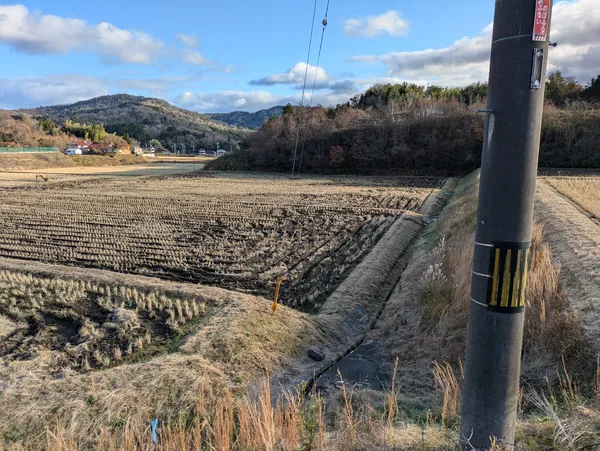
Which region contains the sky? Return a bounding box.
[0,0,598,112]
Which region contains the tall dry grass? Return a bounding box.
[2,369,460,451]
[416,173,594,428]
[523,225,588,367]
[418,176,477,364]
[432,361,462,428]
[37,377,311,451]
[421,217,587,373]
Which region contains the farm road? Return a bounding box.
[0,163,200,187]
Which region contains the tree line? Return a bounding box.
[209,74,600,175]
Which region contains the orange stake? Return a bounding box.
[272,276,282,315]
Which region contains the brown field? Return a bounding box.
[544,176,600,220]
[0,173,440,311]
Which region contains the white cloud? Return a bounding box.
[348,26,491,87]
[250,62,329,86]
[177,33,200,47]
[0,4,164,64]
[176,90,280,112]
[182,49,210,66]
[176,89,353,113]
[546,0,600,81]
[248,63,356,98]
[0,75,110,109]
[347,0,600,85]
[344,10,409,38]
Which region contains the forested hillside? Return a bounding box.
[209,75,600,175]
[0,110,130,151]
[0,111,71,149]
[22,94,250,151]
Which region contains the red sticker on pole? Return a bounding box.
[533,0,551,41]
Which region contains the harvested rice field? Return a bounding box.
[0,173,441,311]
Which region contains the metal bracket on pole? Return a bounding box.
[530,49,546,90]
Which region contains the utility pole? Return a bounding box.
[460,0,552,449]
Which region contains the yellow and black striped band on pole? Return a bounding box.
[487,242,531,313]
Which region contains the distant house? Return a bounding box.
[70,139,90,152]
[138,146,156,158]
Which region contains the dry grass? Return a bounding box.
[432,361,462,428]
[2,373,457,451]
[376,171,596,433]
[545,177,600,220]
[69,155,149,167]
[406,173,600,450]
[523,225,589,369]
[418,176,589,380]
[12,367,596,451]
[534,179,600,361]
[0,153,75,171]
[417,172,478,364]
[0,153,148,171]
[0,315,16,338]
[524,363,597,450]
[0,261,325,449]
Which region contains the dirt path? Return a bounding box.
[0,163,201,187]
[535,180,600,353]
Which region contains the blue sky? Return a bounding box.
[0,0,598,112]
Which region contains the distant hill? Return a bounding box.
[21,94,250,150]
[208,106,284,129]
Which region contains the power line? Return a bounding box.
[291,0,319,177]
[298,0,330,176]
[309,0,330,107]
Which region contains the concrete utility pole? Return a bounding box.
[460,0,552,449]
